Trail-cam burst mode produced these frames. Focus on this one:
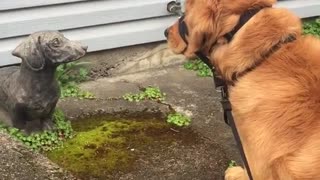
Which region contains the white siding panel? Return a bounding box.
[0,16,177,66]
[0,0,85,11]
[0,0,172,39]
[0,0,320,67]
[276,0,320,18]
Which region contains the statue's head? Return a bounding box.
[11,31,88,71]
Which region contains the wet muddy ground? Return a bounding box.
[54,65,241,180]
[47,114,229,180]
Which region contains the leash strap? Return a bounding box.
[176,9,262,180]
[195,52,211,68]
[175,8,296,180]
[192,52,254,180]
[228,112,254,180]
[220,85,254,180]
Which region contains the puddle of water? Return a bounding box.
[46,114,198,179]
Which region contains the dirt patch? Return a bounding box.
[81,43,186,80]
[88,61,114,80]
[78,42,160,80]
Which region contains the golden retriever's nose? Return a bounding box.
[82,45,88,51]
[164,29,169,38]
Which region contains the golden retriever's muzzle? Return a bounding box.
[164,15,189,53]
[164,29,169,38]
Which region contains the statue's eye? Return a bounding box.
[51,38,60,47]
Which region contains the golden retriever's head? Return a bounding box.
[165,0,276,58]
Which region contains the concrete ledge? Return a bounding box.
[0,132,75,179]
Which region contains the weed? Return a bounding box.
[123,86,166,102]
[0,109,73,152]
[303,18,320,37]
[166,112,191,127]
[123,88,190,126]
[228,160,237,168]
[55,62,95,99]
[184,59,213,77]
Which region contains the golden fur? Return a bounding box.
[166,0,320,179]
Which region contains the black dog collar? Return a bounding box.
[178,15,189,45]
[224,8,263,42]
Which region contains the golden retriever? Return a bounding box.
[165,0,320,179]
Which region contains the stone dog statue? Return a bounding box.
[0,31,87,133]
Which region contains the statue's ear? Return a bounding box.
[11,35,45,71]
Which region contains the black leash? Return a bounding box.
[203,58,254,180]
[175,9,265,180]
[174,7,298,179]
[219,84,254,180]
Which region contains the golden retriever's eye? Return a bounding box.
[51,38,60,47]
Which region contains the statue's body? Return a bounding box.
[0,31,87,133]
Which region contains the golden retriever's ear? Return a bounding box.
[212,8,301,82]
[206,0,220,11]
[12,35,45,71]
[184,30,205,58]
[183,0,220,57]
[223,0,276,13]
[185,0,195,8]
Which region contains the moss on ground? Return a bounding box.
[46,115,180,178]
